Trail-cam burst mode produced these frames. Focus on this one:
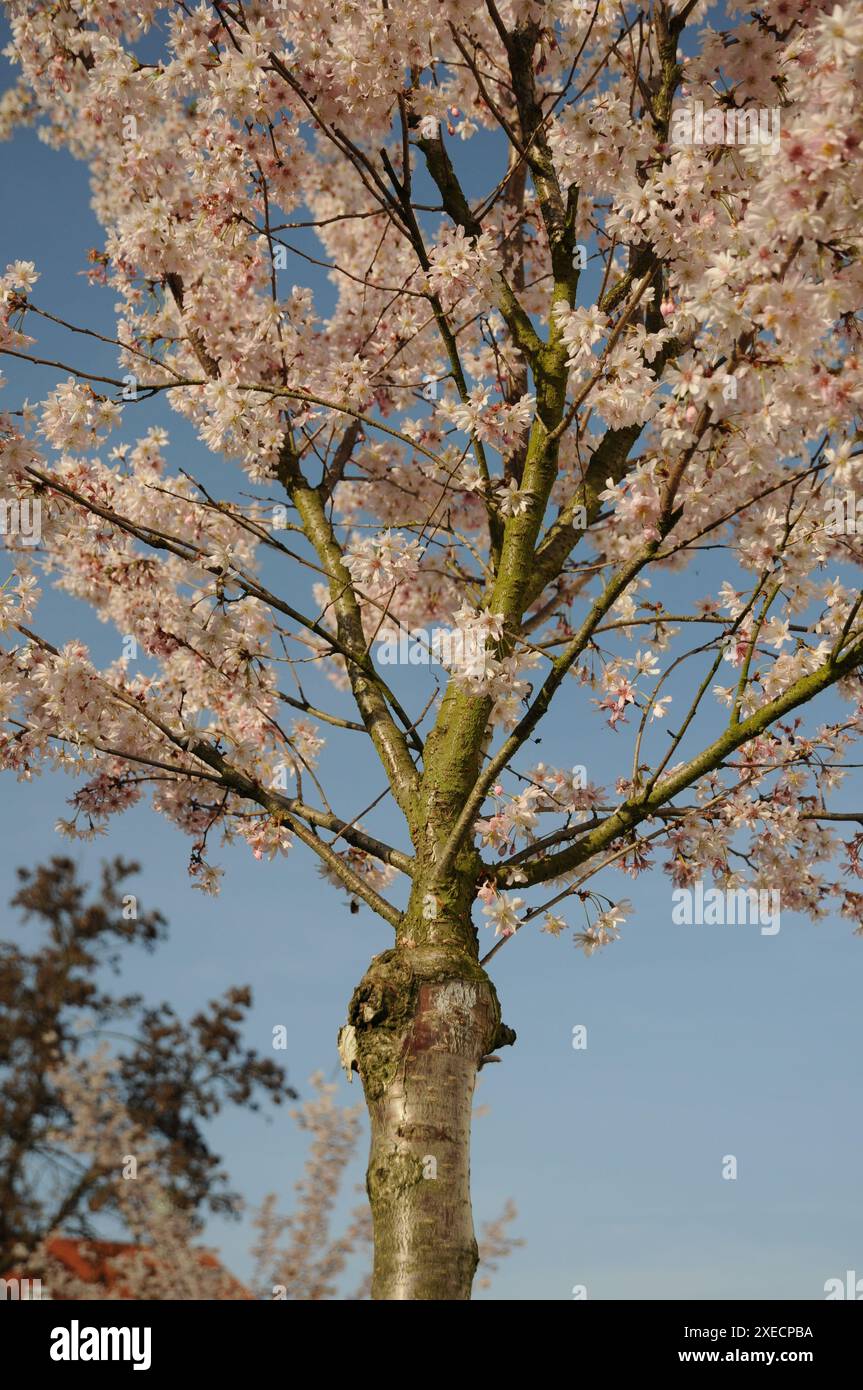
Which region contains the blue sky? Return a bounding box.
[1,13,861,1301]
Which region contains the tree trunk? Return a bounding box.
[345,944,514,1300]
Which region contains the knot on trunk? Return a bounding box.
[344,946,513,1100]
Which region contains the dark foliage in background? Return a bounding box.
[0,856,294,1271]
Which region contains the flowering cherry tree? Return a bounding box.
[1,0,863,1299]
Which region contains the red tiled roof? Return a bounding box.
[6,1235,253,1300]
